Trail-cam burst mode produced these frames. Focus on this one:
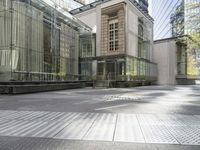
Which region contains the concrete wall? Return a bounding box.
[153,39,177,85]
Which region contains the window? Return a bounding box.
[109,19,119,51]
[138,23,145,58]
[138,24,143,38]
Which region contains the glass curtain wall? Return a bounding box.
[137,17,153,60]
[184,0,200,77]
[79,34,95,80]
[121,16,156,81]
[125,57,157,81]
[65,0,84,11]
[172,0,200,78]
[177,42,187,75]
[0,0,92,82]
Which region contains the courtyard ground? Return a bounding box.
[0,85,200,150]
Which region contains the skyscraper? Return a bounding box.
[170,2,184,37]
[170,0,200,37]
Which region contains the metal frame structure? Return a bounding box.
[0,0,93,82]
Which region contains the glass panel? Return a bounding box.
[125,57,157,81]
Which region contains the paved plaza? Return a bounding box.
[0,86,200,149]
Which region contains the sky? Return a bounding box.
[149,0,153,15]
[150,0,183,40]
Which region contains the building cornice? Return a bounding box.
[70,0,153,21]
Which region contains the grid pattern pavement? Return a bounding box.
[0,110,200,145]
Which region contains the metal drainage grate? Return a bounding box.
[104,95,142,102]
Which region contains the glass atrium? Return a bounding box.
[0,0,92,82]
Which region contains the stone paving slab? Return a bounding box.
[83,113,117,141]
[55,113,99,140]
[1,136,200,150]
[114,114,145,143]
[0,110,200,145]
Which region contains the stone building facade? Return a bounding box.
[101,3,125,56]
[71,0,157,83]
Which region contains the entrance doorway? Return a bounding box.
[106,61,116,80]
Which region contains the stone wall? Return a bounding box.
[101,3,125,56]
